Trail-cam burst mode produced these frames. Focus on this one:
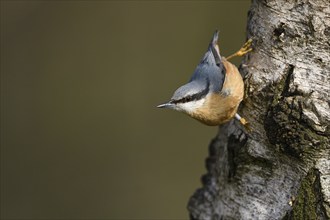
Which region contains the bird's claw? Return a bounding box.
[226,38,253,60]
[236,39,253,57]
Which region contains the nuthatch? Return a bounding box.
[157,31,252,126]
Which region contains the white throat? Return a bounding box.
[176,98,206,113]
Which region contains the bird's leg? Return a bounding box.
[235,113,251,131]
[226,39,253,60]
[234,113,247,125]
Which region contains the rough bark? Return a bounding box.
[188,0,330,219]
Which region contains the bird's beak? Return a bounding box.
[157,102,174,109]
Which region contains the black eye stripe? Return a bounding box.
[172,79,210,104]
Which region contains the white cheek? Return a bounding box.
[177,99,205,113]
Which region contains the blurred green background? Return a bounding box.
[1,1,250,219]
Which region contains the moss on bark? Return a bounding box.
[284,168,328,220]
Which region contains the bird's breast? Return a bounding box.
[188,60,244,126]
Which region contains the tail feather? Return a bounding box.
[210,30,221,66]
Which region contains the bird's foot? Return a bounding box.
[226,39,253,60]
[235,113,251,132]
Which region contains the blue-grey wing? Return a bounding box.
[190,62,225,93]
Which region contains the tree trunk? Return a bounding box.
[188,0,330,219]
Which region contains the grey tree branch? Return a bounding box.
[188,0,330,219]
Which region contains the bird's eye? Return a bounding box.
[185,96,192,102]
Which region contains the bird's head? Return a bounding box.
[157,79,210,114]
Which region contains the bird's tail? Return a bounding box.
[209,30,221,66]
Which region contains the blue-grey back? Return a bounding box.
[189,31,226,93]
